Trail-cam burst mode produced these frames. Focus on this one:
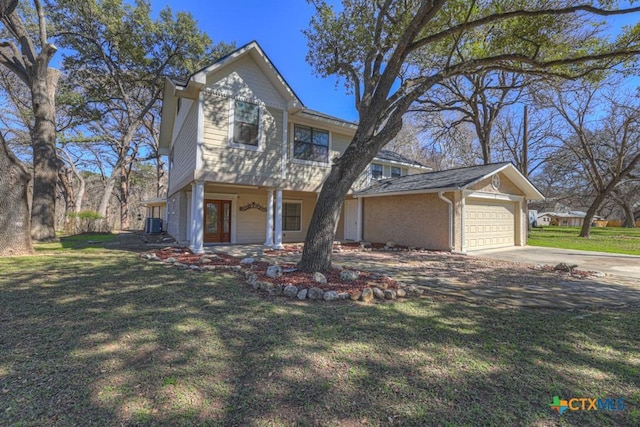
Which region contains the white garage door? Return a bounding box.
[465,199,516,250]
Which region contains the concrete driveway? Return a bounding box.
[469,246,640,280]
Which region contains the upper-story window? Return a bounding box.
[233,100,259,146]
[391,166,401,178]
[293,124,329,163]
[371,163,383,179]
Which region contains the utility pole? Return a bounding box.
[522,105,529,178]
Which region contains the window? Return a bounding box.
[293,124,329,163]
[283,202,302,231]
[391,166,401,178]
[233,100,259,146]
[371,163,383,179]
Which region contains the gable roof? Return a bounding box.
[160,41,305,153]
[180,40,303,107]
[355,162,544,200]
[374,149,429,169]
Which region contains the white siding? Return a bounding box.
[202,97,284,184]
[206,55,287,109]
[168,101,198,195]
[166,190,189,243]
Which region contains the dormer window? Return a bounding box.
[371,163,383,179]
[391,166,401,178]
[293,124,329,163]
[233,100,259,146]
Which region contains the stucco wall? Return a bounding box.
[470,173,524,196]
[362,193,450,250]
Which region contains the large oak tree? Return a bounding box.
[52,0,233,229]
[299,0,640,272]
[0,132,32,255]
[0,0,59,241]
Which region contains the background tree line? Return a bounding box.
[0,0,233,255]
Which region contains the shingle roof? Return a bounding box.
[356,162,511,196]
[374,150,427,168]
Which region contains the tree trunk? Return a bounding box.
[58,167,76,232]
[0,134,33,256]
[119,170,130,230]
[75,172,85,214]
[622,202,636,228]
[579,192,608,238]
[97,176,116,219]
[156,155,166,197]
[297,166,354,272]
[298,124,402,272]
[30,68,60,241]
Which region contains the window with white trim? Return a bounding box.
[232,100,259,146]
[293,124,329,163]
[283,202,302,231]
[391,166,401,178]
[371,163,383,179]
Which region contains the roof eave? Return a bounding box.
[354,187,460,198]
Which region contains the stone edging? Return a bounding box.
[141,252,426,303]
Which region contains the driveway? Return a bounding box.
[469,246,640,280]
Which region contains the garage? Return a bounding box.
[465,199,516,250]
[355,162,544,252]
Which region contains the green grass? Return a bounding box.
[529,227,640,256]
[34,233,118,252]
[1,236,639,426]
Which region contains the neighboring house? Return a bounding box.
[537,211,601,227]
[159,41,544,253]
[537,212,554,226]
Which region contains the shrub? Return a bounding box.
[66,211,110,233]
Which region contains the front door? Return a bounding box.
[344,199,358,240]
[204,200,231,243]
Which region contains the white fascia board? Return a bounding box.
[464,191,524,202]
[290,114,357,136]
[354,187,459,198]
[159,77,178,152]
[462,163,545,201]
[371,157,431,170]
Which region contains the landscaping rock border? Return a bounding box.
[141,247,424,304]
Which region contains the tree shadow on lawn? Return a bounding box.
[0,251,638,426]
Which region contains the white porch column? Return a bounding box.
[189,181,205,254]
[356,197,363,241]
[274,188,284,249]
[264,189,274,247]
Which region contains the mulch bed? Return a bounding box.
[151,246,399,295]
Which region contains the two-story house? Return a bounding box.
[159,41,427,253]
[159,41,543,254]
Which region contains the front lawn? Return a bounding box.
[1,239,639,426]
[528,226,640,256]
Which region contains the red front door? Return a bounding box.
[204,200,231,243]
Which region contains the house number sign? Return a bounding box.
[239,202,268,212]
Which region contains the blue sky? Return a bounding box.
[154,0,359,122]
[150,1,637,125]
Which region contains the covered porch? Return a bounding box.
[166,181,362,254]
